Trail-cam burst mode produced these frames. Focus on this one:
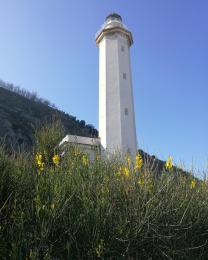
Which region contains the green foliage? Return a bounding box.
[35,119,64,165]
[0,122,208,259]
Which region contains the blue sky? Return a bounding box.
[0,0,208,175]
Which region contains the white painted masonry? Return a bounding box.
[61,14,137,159]
[96,14,137,157]
[60,135,100,161]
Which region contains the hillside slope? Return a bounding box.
[0,84,98,149]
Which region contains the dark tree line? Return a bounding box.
[0,79,56,108]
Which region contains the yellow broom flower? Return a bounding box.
[165,156,173,170]
[123,167,130,177]
[52,154,60,166]
[116,166,130,178]
[125,155,131,167]
[35,152,44,171]
[191,179,196,189]
[138,177,145,186]
[134,152,143,171]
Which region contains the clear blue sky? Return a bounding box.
[0,0,208,175]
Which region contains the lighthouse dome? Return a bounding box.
[95,13,133,46]
[106,13,122,22]
[104,13,124,30]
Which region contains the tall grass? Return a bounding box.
[0,122,208,259]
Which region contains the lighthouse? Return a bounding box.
[96,13,137,157]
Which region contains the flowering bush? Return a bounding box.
[0,122,208,259]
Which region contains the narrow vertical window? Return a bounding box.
[123,73,126,79]
[127,148,131,155]
[121,45,125,52]
[125,108,128,115]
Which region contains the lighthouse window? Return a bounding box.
[123,73,126,79]
[125,108,128,115]
[121,45,125,52]
[127,148,131,154]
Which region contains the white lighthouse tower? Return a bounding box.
[96,13,137,157]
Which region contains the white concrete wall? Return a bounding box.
[118,34,137,157]
[98,25,137,158]
[60,135,100,161]
[99,38,107,149]
[105,33,122,153]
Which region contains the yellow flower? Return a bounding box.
[138,178,144,186]
[116,166,130,178]
[123,167,130,177]
[125,154,131,167]
[165,156,173,170]
[35,152,44,171]
[39,162,44,171]
[82,154,89,166]
[138,172,145,186]
[35,153,42,163]
[134,152,143,171]
[52,154,60,166]
[191,179,196,189]
[51,203,55,210]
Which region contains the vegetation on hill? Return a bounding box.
[0,79,98,150]
[0,121,207,259]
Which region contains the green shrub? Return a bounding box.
[0,122,208,259]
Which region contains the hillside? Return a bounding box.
[0,80,189,176]
[0,81,98,149]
